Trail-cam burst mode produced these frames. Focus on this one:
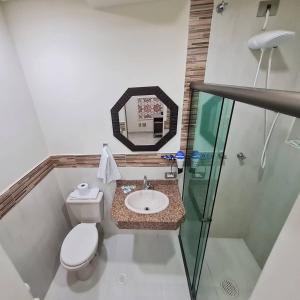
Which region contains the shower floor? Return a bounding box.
[197,238,261,300]
[45,231,190,300]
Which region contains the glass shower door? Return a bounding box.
[179,91,233,299]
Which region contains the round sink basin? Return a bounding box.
[125,190,169,214]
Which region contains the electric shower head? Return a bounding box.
[248,30,295,50]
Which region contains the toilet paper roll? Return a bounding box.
[77,183,89,195]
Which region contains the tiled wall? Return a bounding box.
[0,172,70,299]
[51,153,173,168]
[0,158,54,218]
[0,154,173,218]
[180,0,214,151]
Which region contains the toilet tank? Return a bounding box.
[66,192,104,226]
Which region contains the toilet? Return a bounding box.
[60,191,104,280]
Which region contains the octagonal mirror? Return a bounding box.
[111,86,178,151]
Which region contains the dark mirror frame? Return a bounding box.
[111,86,178,151]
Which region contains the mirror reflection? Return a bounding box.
[118,95,170,146]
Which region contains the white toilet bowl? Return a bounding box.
[60,223,98,280]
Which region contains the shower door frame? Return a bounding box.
[179,83,300,300]
[179,91,235,300]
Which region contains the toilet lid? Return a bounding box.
[60,223,98,267]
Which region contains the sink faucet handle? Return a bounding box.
[143,175,151,190]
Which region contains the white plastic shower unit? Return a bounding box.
[248,26,295,168]
[248,30,295,50]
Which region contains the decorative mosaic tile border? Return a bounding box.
[0,158,54,218]
[180,0,214,151]
[51,153,173,168]
[0,154,174,218]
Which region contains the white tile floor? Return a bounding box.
[45,231,190,300]
[197,238,261,300]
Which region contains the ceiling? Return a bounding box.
[0,0,157,7]
[85,0,156,8]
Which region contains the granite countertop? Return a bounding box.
[111,180,185,230]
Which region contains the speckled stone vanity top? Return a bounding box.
[112,180,185,230]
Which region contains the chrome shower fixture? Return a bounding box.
[216,1,228,14]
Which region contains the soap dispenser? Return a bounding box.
[175,151,185,174]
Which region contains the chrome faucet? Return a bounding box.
[143,176,151,190]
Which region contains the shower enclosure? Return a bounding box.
[179,89,234,298]
[179,83,300,300]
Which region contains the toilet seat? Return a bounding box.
[60,223,98,268]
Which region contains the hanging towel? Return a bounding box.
[97,144,121,184]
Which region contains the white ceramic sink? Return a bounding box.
[125,190,169,214]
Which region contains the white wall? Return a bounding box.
[250,193,300,300]
[3,0,189,155]
[205,0,300,90]
[0,172,70,299]
[244,115,300,266]
[205,0,300,267]
[0,245,33,300]
[0,6,47,193]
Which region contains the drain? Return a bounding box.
[144,207,150,211]
[119,273,127,285]
[220,279,239,298]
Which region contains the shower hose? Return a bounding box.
[253,8,279,169]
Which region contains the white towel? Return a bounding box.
[70,187,100,200]
[97,144,121,184]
